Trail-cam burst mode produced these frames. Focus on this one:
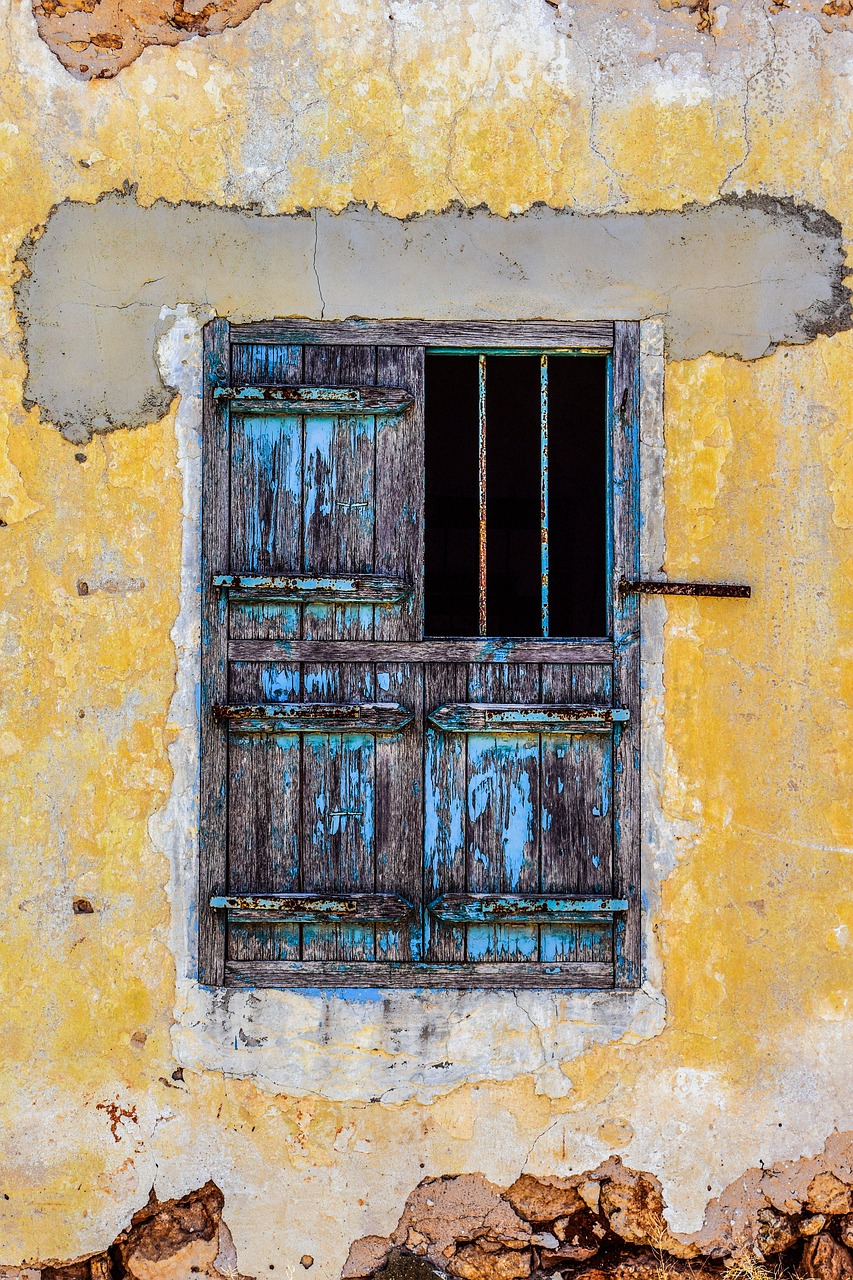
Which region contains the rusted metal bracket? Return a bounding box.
[619,578,750,599]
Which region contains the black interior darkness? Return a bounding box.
[424,352,609,638]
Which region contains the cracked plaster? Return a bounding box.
[2,0,853,1269]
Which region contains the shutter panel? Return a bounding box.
[200,321,640,989]
[217,342,426,969]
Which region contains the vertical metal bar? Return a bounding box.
[540,355,549,638]
[478,354,487,637]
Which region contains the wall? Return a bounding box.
[0,0,851,1274]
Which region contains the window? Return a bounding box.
[200,321,640,989]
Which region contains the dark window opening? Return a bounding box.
[424,352,609,638]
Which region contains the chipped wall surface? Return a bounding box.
[1,0,853,1276]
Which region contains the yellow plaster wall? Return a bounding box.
[0,0,851,1269]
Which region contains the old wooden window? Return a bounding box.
[200,321,640,990]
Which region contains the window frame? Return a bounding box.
[199,319,641,990]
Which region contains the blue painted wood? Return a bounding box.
[215,702,413,733]
[429,703,628,734]
[423,664,467,962]
[215,384,413,417]
[211,894,414,922]
[465,664,540,962]
[214,574,412,603]
[428,895,628,922]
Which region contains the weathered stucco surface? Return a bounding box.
[1,0,852,1275]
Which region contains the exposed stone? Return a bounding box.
[802,1234,853,1280]
[754,1205,800,1255]
[503,1176,586,1225]
[381,1254,448,1280]
[841,1217,853,1250]
[579,1183,601,1215]
[31,0,271,79]
[391,1176,530,1265]
[803,1217,830,1237]
[343,1237,394,1279]
[42,1265,92,1280]
[114,1182,225,1280]
[448,1245,531,1280]
[539,1242,601,1267]
[808,1175,853,1216]
[597,1161,698,1259]
[574,1254,689,1280]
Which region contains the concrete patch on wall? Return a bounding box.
[147,311,668,1106]
[14,191,850,443]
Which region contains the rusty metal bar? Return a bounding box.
[619,578,751,599]
[478,354,487,636]
[540,354,549,637]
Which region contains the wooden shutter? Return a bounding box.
[199,320,641,990]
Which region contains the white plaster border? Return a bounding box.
[149,309,670,1105]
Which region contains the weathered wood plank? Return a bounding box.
[375,663,424,961]
[539,664,614,965]
[231,321,615,349]
[216,385,412,416]
[224,960,615,989]
[212,893,414,922]
[226,733,301,961]
[429,894,628,922]
[429,702,628,734]
[216,702,412,733]
[229,639,614,663]
[612,321,642,988]
[199,318,230,986]
[229,409,303,641]
[302,346,377,642]
[423,664,467,963]
[231,342,302,386]
[375,347,425,642]
[466,664,540,961]
[215,574,412,604]
[301,664,376,961]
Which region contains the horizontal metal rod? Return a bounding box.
[215,573,412,604]
[429,894,629,923]
[228,639,614,663]
[619,578,751,598]
[213,702,412,733]
[211,894,414,923]
[428,702,629,734]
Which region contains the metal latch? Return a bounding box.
[619,578,750,599]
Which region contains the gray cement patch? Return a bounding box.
[14,190,850,442]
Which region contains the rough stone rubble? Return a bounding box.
[14,1141,853,1280]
